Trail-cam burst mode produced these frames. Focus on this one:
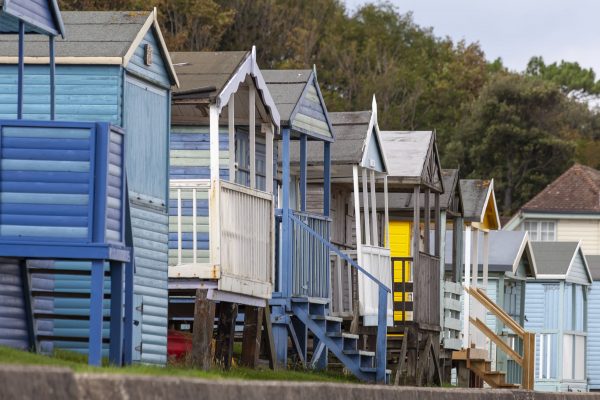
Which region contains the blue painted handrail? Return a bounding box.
[288,212,390,383]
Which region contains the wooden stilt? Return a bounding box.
[241,306,263,368]
[394,327,409,386]
[191,289,216,370]
[262,305,277,370]
[215,302,238,369]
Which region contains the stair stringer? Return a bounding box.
[291,302,375,382]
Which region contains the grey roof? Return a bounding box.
[381,131,433,179]
[444,230,533,275]
[376,170,459,212]
[531,242,579,276]
[291,110,372,165]
[171,51,248,97]
[586,255,600,281]
[0,11,151,57]
[263,69,311,124]
[461,179,492,222]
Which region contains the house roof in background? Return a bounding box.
[521,163,600,214]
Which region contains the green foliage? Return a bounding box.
[58,0,600,213]
[446,73,576,214]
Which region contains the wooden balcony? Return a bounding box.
[169,179,274,299]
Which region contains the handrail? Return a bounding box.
[288,212,389,383]
[289,213,390,293]
[467,286,525,337]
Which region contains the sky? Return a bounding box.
[344,0,600,73]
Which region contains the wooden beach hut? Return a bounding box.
[267,77,389,382]
[166,49,280,368]
[0,9,178,365]
[526,241,591,392]
[586,255,600,392]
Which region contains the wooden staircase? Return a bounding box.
[454,286,535,390]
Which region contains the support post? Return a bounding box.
[463,226,471,349]
[88,260,105,366]
[384,176,389,248]
[49,36,56,120]
[249,83,256,189]
[209,105,221,269]
[482,230,489,291]
[123,258,134,365]
[424,188,430,255]
[215,302,238,370]
[323,142,331,217]
[17,20,24,120]
[352,165,363,263]
[281,128,291,297]
[362,168,371,246]
[109,261,124,366]
[370,170,378,247]
[191,289,216,370]
[300,134,307,212]
[412,187,420,259]
[228,94,235,182]
[265,123,274,194]
[241,306,263,367]
[434,192,440,257]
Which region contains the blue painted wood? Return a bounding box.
[126,28,172,89]
[323,142,330,218]
[109,261,124,365]
[49,36,55,120]
[17,20,24,119]
[281,128,291,298]
[363,128,385,172]
[88,260,104,366]
[1,0,63,36]
[299,134,307,212]
[0,259,30,349]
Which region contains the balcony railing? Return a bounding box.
[358,245,392,326]
[290,210,330,298]
[330,250,356,318]
[169,179,274,299]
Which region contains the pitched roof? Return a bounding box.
[531,241,579,275]
[0,10,178,85]
[441,169,460,212]
[444,230,535,276]
[521,163,600,214]
[263,69,311,123]
[171,51,248,98]
[460,179,500,229]
[0,0,65,37]
[380,130,443,192]
[587,255,600,281]
[328,111,373,164]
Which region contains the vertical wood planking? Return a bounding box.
[352,165,363,264]
[191,289,215,370]
[209,105,221,269]
[384,176,389,249]
[463,226,472,349]
[424,188,430,255]
[265,124,273,194]
[177,188,182,265]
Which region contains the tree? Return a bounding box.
[526,56,600,97]
[447,73,576,214]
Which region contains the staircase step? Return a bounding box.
[343,349,375,357]
[310,315,342,333]
[327,332,358,351]
[291,297,329,304]
[327,332,358,339]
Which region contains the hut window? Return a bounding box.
[522,220,556,241]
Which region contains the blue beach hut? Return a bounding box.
[0,9,178,365]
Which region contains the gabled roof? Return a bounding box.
[380,130,443,193]
[461,179,501,229]
[263,67,334,142]
[587,255,600,281]
[521,163,600,214]
[444,230,536,277]
[292,96,387,173]
[171,48,280,129]
[379,169,462,213]
[0,10,178,86]
[0,0,65,37]
[530,241,592,284]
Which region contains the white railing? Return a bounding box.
[171,179,211,266]
[214,179,274,298]
[358,245,392,326]
[330,250,357,318]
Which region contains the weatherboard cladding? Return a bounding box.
[588,280,600,389]
[0,259,29,349]
[0,19,172,361]
[0,0,64,36]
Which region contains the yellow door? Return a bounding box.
[388,221,412,322]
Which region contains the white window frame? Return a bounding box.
[522,220,556,241]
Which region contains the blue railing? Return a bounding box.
[288,212,391,383]
[290,210,330,298]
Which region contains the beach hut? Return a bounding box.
[0,9,178,365]
[586,255,600,392]
[166,50,280,368]
[444,230,537,385]
[526,241,591,392]
[267,77,389,382]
